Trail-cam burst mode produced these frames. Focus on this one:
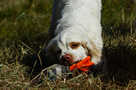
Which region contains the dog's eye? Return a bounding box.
[70,42,80,49]
[72,44,79,47]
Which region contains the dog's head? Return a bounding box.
[46,31,101,65]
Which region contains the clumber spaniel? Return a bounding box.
[46,0,107,73]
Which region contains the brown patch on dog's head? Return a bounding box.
[69,42,81,49]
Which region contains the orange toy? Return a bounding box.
[69,56,94,72]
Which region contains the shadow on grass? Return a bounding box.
[102,38,136,86]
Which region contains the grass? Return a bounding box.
[0,0,136,89]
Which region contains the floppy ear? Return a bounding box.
[83,40,102,64]
[45,40,59,64]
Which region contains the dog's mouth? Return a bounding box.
[63,59,82,66]
[62,61,73,66]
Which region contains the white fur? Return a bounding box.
[46,0,107,72]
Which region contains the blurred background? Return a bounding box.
[0,0,135,43]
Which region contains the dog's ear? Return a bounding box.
[82,40,102,64]
[83,40,108,73]
[45,40,59,64]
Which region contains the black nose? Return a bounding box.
[62,55,71,63]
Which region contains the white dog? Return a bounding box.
[46,0,107,73]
